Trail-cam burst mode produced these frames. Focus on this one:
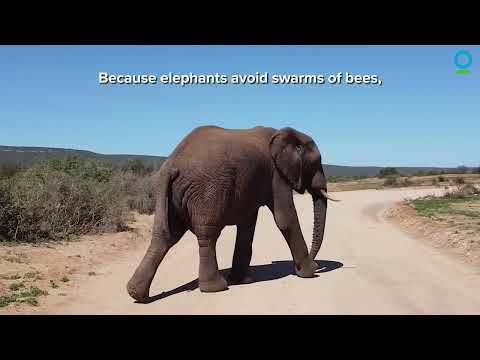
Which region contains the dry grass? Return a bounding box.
[328,173,480,192]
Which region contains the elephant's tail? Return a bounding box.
[152,161,179,240]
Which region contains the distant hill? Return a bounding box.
[0,145,465,177]
[0,146,167,169]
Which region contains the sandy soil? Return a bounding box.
[2,187,480,314]
[385,200,480,266]
[0,214,152,314]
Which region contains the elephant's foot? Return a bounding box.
[295,259,316,278]
[227,269,254,285]
[126,277,150,303]
[199,274,228,293]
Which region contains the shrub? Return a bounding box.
[0,163,23,179]
[446,184,479,199]
[402,177,413,187]
[0,183,21,241]
[121,159,154,177]
[9,282,25,291]
[0,156,160,242]
[384,175,399,187]
[111,171,158,215]
[45,156,114,182]
[378,167,399,178]
[0,161,129,242]
[438,175,445,182]
[454,177,465,185]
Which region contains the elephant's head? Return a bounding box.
[270,127,338,260]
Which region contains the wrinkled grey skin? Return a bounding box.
[127,126,329,302]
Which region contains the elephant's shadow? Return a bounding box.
[141,259,343,304]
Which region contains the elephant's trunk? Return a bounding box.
[309,193,327,261]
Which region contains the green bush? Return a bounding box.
[45,156,113,182]
[378,167,399,178]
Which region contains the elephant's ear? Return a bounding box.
[270,127,303,190]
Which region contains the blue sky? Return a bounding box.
[1,45,478,167]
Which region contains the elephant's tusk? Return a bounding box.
[320,189,340,202]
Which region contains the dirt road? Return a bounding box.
[47,188,480,314]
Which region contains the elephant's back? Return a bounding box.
[169,125,276,163]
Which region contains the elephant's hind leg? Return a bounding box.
[196,225,228,293]
[126,165,184,302]
[127,220,186,302]
[228,210,258,284]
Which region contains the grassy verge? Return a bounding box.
[408,185,480,233]
[0,285,48,308]
[411,195,480,219]
[0,268,77,309]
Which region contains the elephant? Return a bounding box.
[127,125,338,302]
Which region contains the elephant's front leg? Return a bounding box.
[196,225,229,293]
[271,173,317,278]
[228,210,259,284]
[279,217,317,277]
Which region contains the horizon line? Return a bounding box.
[0,144,477,169]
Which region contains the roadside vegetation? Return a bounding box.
[384,184,480,265]
[0,156,159,243]
[0,285,48,308]
[0,267,73,308]
[409,184,480,224]
[327,166,480,192]
[378,167,399,178]
[327,175,369,183]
